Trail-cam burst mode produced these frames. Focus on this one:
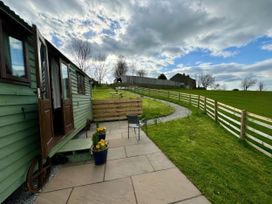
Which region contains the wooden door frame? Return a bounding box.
[59,59,74,134]
[33,25,54,158]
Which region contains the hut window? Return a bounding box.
[0,20,29,84]
[61,63,70,99]
[77,72,85,94]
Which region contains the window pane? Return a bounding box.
[61,63,70,99]
[9,37,26,77]
[39,40,49,99]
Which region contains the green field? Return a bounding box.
[168,89,272,118]
[141,94,272,204]
[92,87,175,120]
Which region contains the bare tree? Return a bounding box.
[137,69,146,77]
[129,62,136,76]
[241,76,257,91]
[213,83,220,90]
[258,81,264,91]
[70,39,92,72]
[114,56,128,78]
[199,74,215,89]
[92,54,107,84]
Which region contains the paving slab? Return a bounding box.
[132,168,201,204]
[107,147,126,160]
[125,142,161,157]
[106,132,123,140]
[175,195,211,204]
[146,152,175,171]
[108,136,150,148]
[105,156,154,181]
[42,163,104,192]
[67,178,136,204]
[35,188,72,204]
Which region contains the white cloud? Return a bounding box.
[164,58,272,90]
[2,0,272,88]
[261,44,272,51]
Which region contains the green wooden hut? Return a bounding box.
[0,2,93,202]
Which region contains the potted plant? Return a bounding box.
[96,127,106,140]
[92,133,108,165]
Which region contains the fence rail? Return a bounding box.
[93,98,143,122]
[130,87,272,157]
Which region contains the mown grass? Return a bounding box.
[142,98,175,120]
[92,86,139,99]
[140,96,272,203]
[167,89,272,118]
[92,87,174,120]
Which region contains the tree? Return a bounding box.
[114,56,128,78]
[213,83,220,90]
[158,73,167,80]
[92,54,107,84]
[199,74,215,89]
[137,69,146,77]
[258,81,264,91]
[70,38,92,72]
[241,76,257,91]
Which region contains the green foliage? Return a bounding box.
[92,132,100,146]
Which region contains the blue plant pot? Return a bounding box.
[98,133,106,140]
[93,147,108,165]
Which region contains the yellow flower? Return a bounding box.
[96,144,100,149]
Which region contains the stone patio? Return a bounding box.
[35,121,210,204]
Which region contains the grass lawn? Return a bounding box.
[142,98,174,120]
[92,86,174,120]
[142,95,272,204]
[167,89,272,118]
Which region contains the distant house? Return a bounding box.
[121,75,184,88]
[170,73,196,89]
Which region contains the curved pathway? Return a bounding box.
[145,96,192,125]
[33,97,210,204]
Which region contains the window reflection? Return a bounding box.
[61,63,70,99]
[9,37,26,77]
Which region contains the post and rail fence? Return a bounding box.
[129,87,272,158]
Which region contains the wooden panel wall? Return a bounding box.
[93,99,143,121]
[0,37,40,203]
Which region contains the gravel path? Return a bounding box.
[145,97,192,125]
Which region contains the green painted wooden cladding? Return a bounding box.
[0,37,39,202]
[48,65,92,157]
[0,49,92,202]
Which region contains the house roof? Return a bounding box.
[0,1,32,33]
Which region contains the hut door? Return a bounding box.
[60,62,74,133]
[35,27,54,158]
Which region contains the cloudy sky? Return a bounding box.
[4,0,272,90]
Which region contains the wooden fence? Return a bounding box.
[130,87,272,158]
[92,98,143,122]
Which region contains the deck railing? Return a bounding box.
[130,87,272,157]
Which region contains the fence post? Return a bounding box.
[197,95,200,109]
[204,97,207,112]
[189,94,191,104]
[214,101,218,122]
[179,93,181,101]
[240,110,246,139]
[168,91,170,98]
